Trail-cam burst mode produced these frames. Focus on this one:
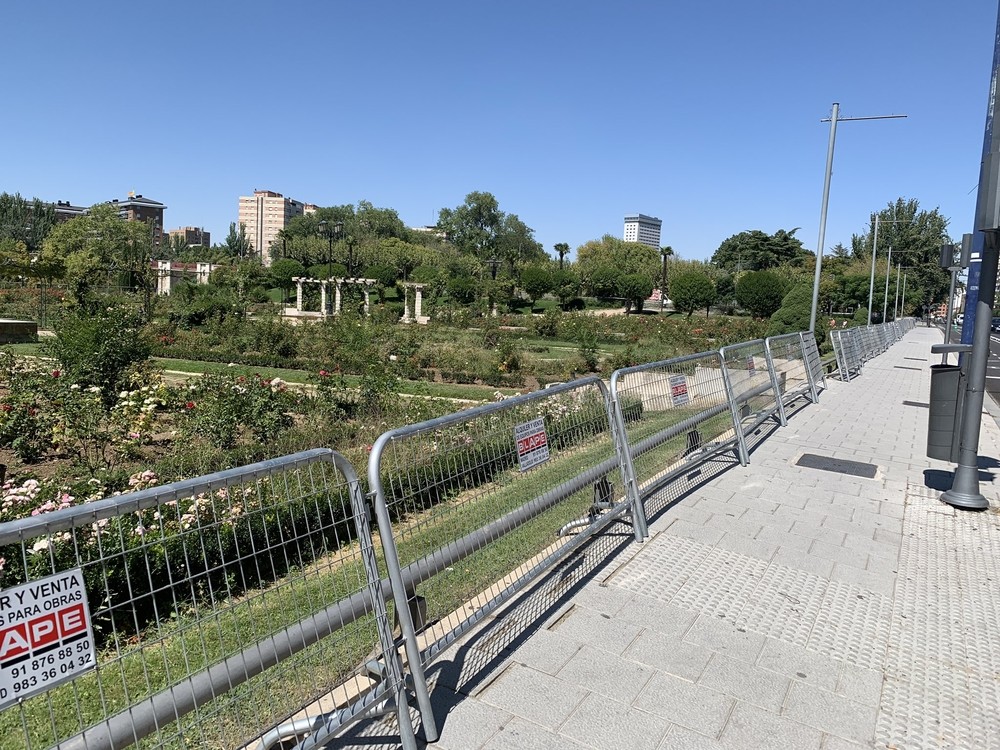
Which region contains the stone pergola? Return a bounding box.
[287,277,378,318]
[400,282,430,324]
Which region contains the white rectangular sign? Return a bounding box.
[669,374,689,406]
[514,417,550,471]
[0,568,95,709]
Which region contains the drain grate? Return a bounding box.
[893,366,922,371]
[902,400,929,408]
[795,453,878,478]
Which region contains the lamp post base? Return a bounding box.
[940,488,989,510]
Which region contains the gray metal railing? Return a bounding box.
[609,350,744,507]
[365,376,638,742]
[830,320,916,381]
[0,449,411,750]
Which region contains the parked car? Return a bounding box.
[992,317,1000,332]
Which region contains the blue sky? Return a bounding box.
[5,1,997,261]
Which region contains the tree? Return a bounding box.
[767,284,825,346]
[735,270,787,318]
[0,192,57,254]
[576,235,659,298]
[554,242,570,269]
[552,269,582,308]
[224,222,254,260]
[711,229,808,272]
[437,192,544,271]
[670,270,716,319]
[521,265,553,308]
[620,273,655,313]
[269,258,307,303]
[437,192,503,258]
[41,203,154,307]
[850,197,952,307]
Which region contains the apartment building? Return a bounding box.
[167,226,211,247]
[112,194,167,248]
[237,190,308,265]
[623,214,662,250]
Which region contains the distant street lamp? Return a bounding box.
[866,216,908,324]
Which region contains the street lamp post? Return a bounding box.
[810,103,907,333]
[867,217,908,324]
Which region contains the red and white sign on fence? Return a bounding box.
[514,417,550,471]
[0,568,95,709]
[669,374,690,407]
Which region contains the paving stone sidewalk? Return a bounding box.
[346,326,1000,750]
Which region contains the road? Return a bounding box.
[988,329,1000,403]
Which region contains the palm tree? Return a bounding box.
[660,246,674,312]
[554,242,570,270]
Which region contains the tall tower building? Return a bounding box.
[623,214,662,249]
[237,190,307,265]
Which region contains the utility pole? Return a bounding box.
[941,1,1000,510]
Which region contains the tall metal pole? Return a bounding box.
[883,246,893,322]
[867,215,881,324]
[894,263,901,319]
[901,271,908,317]
[810,104,839,334]
[942,1,1000,511]
[809,106,906,333]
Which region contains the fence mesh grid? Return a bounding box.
[611,351,737,507]
[370,378,623,669]
[0,450,393,750]
[765,333,811,408]
[720,339,780,432]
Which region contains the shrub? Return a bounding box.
[766,284,826,346]
[44,305,151,408]
[670,271,716,318]
[735,270,787,318]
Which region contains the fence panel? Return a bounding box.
[609,350,743,508]
[719,339,783,464]
[765,333,816,410]
[0,449,410,750]
[799,331,826,396]
[367,376,632,741]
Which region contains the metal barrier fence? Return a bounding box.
[719,339,784,465]
[765,332,820,411]
[831,320,915,381]
[2,326,926,749]
[366,376,637,742]
[800,331,827,395]
[0,449,411,750]
[609,350,743,509]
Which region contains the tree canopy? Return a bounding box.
[437,192,544,266]
[670,269,716,318]
[711,229,808,273]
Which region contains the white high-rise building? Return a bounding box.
[623,214,662,249]
[237,190,308,265]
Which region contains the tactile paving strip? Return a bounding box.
[611,528,892,670]
[874,484,1000,750]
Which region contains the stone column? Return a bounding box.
[294,278,303,312]
[402,284,413,323]
[363,285,371,315]
[157,261,171,295]
[415,286,425,320]
[334,281,342,315]
[321,281,329,316]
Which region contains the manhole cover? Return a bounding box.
[795,453,877,479]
